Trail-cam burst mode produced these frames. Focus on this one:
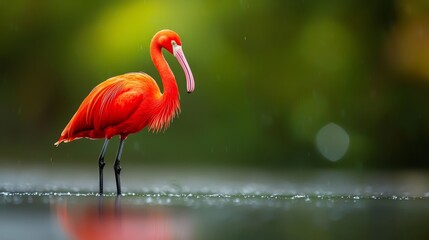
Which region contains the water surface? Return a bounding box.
[1,169,428,239]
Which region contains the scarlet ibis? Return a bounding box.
[55,29,195,195]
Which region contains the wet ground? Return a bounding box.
[1,168,428,239]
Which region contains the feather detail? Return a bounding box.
[148,93,180,132]
[55,73,153,144]
[96,80,126,129]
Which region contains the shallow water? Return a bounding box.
[1,169,428,239]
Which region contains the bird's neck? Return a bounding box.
[148,43,180,131]
[151,46,179,97]
[150,43,179,98]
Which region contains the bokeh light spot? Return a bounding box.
[316,122,350,162]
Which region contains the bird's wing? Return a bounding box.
[56,73,157,143]
[89,78,141,131]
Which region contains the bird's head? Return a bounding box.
[152,29,195,93]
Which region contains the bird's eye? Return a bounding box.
[171,40,177,47]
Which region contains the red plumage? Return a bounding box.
[55,72,180,145]
[55,29,193,146]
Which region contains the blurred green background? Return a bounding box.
[1,0,429,170]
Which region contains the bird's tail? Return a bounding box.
[54,135,67,146]
[54,138,65,147]
[54,123,74,146]
[54,136,79,146]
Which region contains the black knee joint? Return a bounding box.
[99,161,106,168]
[114,162,121,174]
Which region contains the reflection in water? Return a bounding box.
[2,170,429,240]
[55,197,193,240]
[0,190,428,240]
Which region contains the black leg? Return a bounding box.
[114,138,125,195]
[98,139,110,195]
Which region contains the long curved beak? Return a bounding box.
[173,45,195,93]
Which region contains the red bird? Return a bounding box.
[55,29,195,195]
